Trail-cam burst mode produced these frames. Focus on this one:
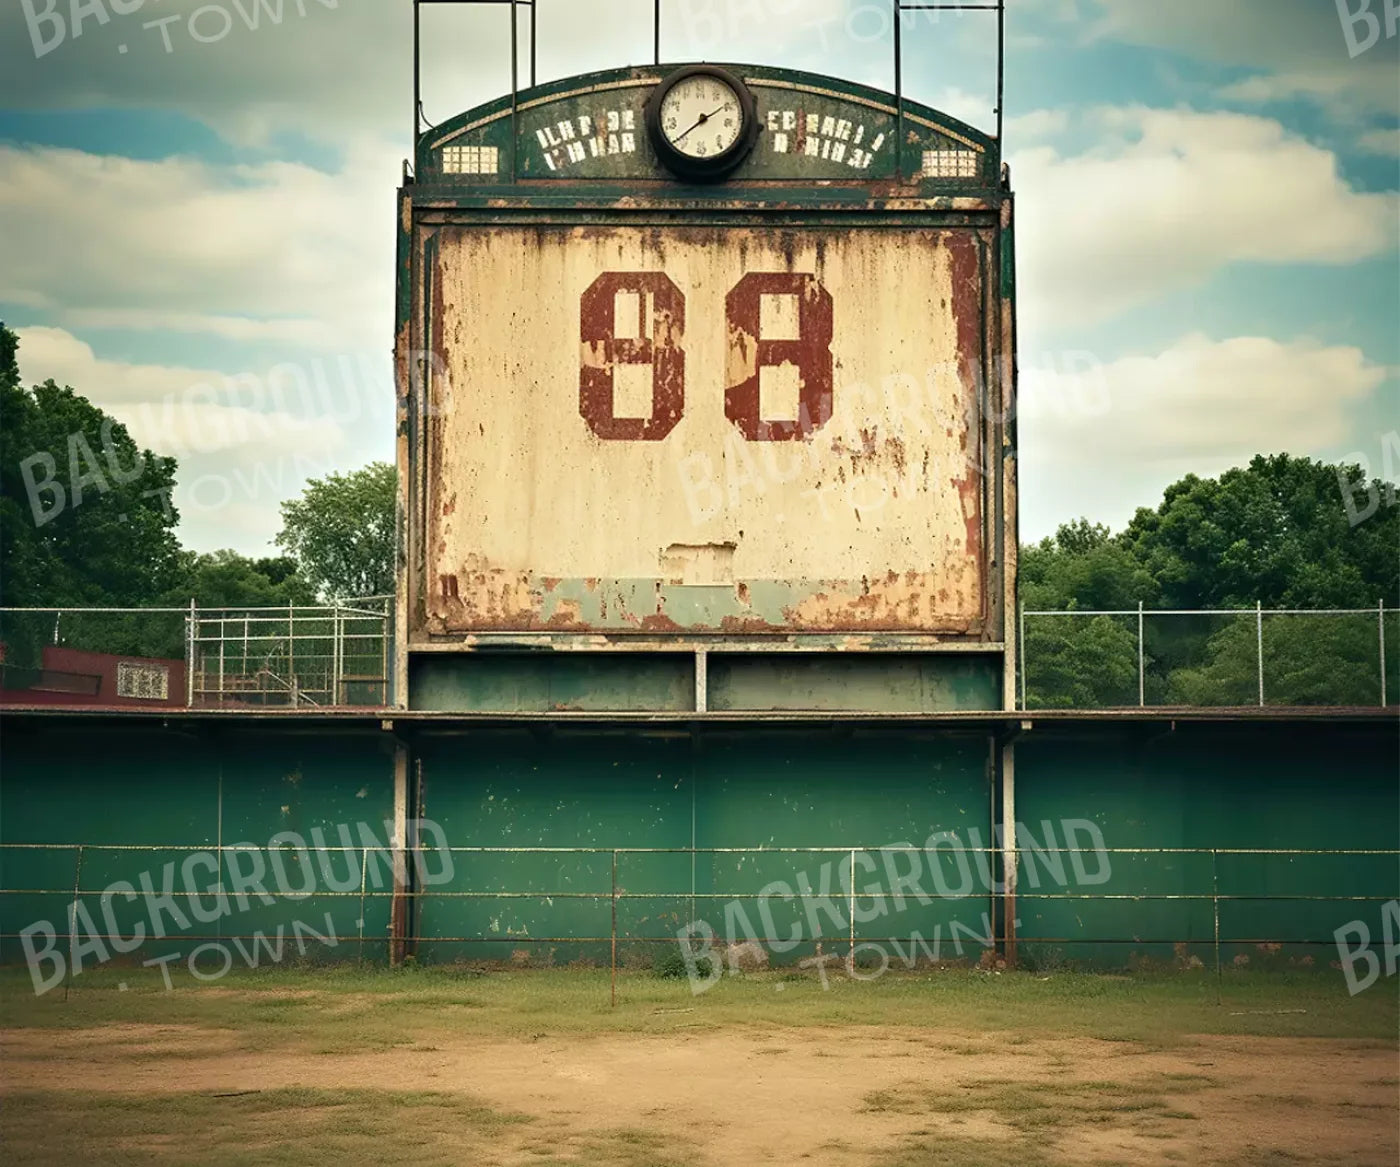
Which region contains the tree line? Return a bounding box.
[2,322,1396,703]
[0,325,393,667]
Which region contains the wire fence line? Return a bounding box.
[0,598,392,710]
[1,843,1392,995]
[1020,604,1395,711]
[1,601,1395,712]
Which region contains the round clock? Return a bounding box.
[645,66,759,180]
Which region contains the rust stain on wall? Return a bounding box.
[420,225,990,636]
[946,233,986,568]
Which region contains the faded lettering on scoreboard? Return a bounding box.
[423,226,989,635]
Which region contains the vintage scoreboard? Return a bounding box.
[395,63,1017,714]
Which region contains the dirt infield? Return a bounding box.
[2,969,1397,1165]
[5,1020,1397,1164]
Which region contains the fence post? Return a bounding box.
[332,606,341,707]
[1380,600,1387,709]
[847,847,857,974]
[1256,601,1264,707]
[287,603,295,709]
[610,850,618,1008]
[1211,849,1222,1005]
[1137,601,1145,707]
[186,598,197,707]
[64,844,84,1003]
[1018,604,1026,710]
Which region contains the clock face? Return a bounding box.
[657,74,745,161]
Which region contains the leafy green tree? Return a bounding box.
[169,550,317,609]
[1021,455,1398,708]
[1022,614,1140,710]
[1168,613,1386,707]
[275,462,396,601]
[1,324,182,665]
[1124,454,1398,609]
[1021,520,1157,612]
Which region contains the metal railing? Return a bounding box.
[0,599,393,710]
[188,600,392,709]
[2,842,1392,1003]
[1020,604,1396,711]
[411,0,1007,181]
[4,601,1396,713]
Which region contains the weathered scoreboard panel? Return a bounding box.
[396,64,1017,712]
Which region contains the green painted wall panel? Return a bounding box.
[707,655,1002,712]
[2,718,1394,976]
[1013,727,1399,968]
[413,729,995,964]
[0,727,397,972]
[409,655,695,712]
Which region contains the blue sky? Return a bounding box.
[1,0,1396,553]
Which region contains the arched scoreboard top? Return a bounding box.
[394,63,1018,715]
[412,63,1002,194]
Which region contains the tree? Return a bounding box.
[165,550,318,609]
[1021,520,1157,612]
[275,462,396,601]
[1123,454,1398,609]
[1,324,183,664]
[1021,455,1398,708]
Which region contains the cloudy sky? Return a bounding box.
[1,0,1396,552]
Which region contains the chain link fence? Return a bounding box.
[0,599,392,709]
[1020,605,1396,710]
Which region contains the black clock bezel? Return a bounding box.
[645,66,760,182]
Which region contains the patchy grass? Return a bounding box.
[860,1073,1218,1166]
[2,1088,704,1167]
[1,1088,532,1166]
[863,1071,1213,1133]
[0,964,1394,1050]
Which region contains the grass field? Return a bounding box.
[1,965,1396,1165]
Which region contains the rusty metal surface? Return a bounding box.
[420,224,991,636]
[419,63,995,190]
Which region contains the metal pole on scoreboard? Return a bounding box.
[894,2,1007,176]
[412,0,420,167]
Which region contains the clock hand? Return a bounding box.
[674,106,728,143]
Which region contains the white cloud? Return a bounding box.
[1012,107,1399,332]
[15,325,348,458]
[13,324,381,554]
[1088,0,1400,117]
[0,141,397,350]
[1006,109,1069,142]
[60,309,345,347]
[925,87,997,133]
[1019,332,1391,536]
[1359,128,1400,156]
[0,0,851,146]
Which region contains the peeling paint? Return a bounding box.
[420,226,990,635]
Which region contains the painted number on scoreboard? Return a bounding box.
[579,271,834,442]
[579,272,686,441]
